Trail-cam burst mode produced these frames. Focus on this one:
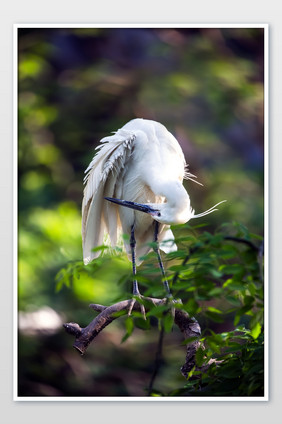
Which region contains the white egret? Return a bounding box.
[82,118,224,313]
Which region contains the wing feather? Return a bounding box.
[82,129,136,265]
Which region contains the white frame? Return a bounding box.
[13,23,269,402]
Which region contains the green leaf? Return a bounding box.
[208,287,223,297]
[209,269,223,278]
[146,304,170,318]
[121,316,134,343]
[247,282,258,296]
[166,250,188,260]
[125,316,134,333]
[195,347,205,367]
[205,310,224,323]
[163,313,174,333]
[226,295,241,306]
[183,298,200,316]
[91,244,110,253]
[207,306,223,314]
[223,279,246,291]
[207,340,221,354]
[134,318,151,330]
[243,295,255,306]
[219,264,244,275]
[250,322,261,339]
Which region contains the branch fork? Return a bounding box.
[64,296,205,377]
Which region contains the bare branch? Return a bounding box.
[63,297,203,377]
[224,236,260,252]
[64,299,134,354]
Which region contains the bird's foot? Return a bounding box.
[166,296,175,321]
[128,294,147,320]
[165,296,182,321]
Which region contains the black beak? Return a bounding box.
[105,197,160,216]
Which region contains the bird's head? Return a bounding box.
[104,197,225,225]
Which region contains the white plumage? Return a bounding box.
[82,118,223,267]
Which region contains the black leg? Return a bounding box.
[153,222,171,297]
[130,225,140,296]
[128,225,146,318]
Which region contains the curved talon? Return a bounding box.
[128,298,135,316]
[166,297,182,322]
[168,302,176,321]
[128,295,146,320]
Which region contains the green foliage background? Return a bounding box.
[18,27,265,397]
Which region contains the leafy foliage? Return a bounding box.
[170,330,264,397]
[56,222,265,397]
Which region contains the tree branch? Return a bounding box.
[63,297,202,377]
[224,236,260,252]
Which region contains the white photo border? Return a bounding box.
[13,22,269,402]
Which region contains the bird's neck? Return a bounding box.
[152,179,192,225]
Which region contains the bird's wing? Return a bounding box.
[82,129,136,265]
[159,227,177,254]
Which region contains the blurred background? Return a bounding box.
[17,26,264,397]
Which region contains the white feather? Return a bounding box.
[82,119,182,265]
[82,118,224,266]
[82,128,136,264]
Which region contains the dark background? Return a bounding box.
[17,27,264,397]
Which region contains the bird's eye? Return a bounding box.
[157,212,161,217]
